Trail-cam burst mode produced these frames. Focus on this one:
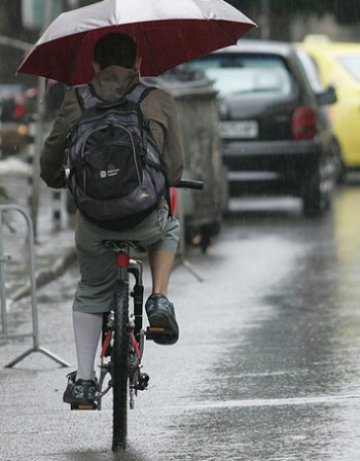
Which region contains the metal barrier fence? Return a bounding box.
[0,204,69,368]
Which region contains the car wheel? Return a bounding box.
[330,137,346,184]
[302,153,336,218]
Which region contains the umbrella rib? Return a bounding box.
[137,24,158,76]
[211,19,250,43]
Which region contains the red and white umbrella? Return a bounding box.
[17,0,256,85]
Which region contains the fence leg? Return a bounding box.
[0,205,69,368]
[5,346,69,369]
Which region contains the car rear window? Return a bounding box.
[338,54,360,81]
[0,84,24,99]
[187,53,294,98]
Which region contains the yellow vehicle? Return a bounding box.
[298,37,360,173]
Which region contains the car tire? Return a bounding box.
[302,154,336,218]
[330,137,346,184]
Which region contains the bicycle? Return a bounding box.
[71,179,203,452]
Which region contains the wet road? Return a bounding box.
[1,176,360,460]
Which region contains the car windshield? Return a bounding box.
[186,53,293,97]
[338,54,360,81]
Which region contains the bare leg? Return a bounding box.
[148,249,176,295]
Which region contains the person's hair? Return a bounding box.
[94,32,137,69]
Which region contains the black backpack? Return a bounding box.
[67,83,166,230]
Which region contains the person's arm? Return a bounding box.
[161,94,185,186]
[40,88,81,188]
[142,89,185,186]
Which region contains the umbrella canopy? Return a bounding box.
[17,0,256,85]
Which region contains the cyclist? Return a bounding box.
[40,32,185,406]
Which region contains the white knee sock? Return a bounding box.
[73,311,103,381]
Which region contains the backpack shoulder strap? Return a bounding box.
[125,83,156,104]
[75,84,101,111]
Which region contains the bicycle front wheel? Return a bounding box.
[112,280,129,451]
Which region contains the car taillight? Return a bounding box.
[292,106,317,141]
[13,102,27,120]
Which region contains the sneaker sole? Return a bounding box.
[63,390,97,407]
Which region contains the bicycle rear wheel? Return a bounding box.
[112,280,129,451]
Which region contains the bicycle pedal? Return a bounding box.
[70,403,97,411]
[146,326,167,340]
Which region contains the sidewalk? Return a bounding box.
[0,168,77,460]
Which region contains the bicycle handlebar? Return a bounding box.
[175,179,204,190]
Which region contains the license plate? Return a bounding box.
[219,120,259,139]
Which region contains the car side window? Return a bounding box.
[296,49,325,93]
[338,55,360,81]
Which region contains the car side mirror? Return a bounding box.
[317,84,337,106]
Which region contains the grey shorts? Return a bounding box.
[73,200,180,314]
